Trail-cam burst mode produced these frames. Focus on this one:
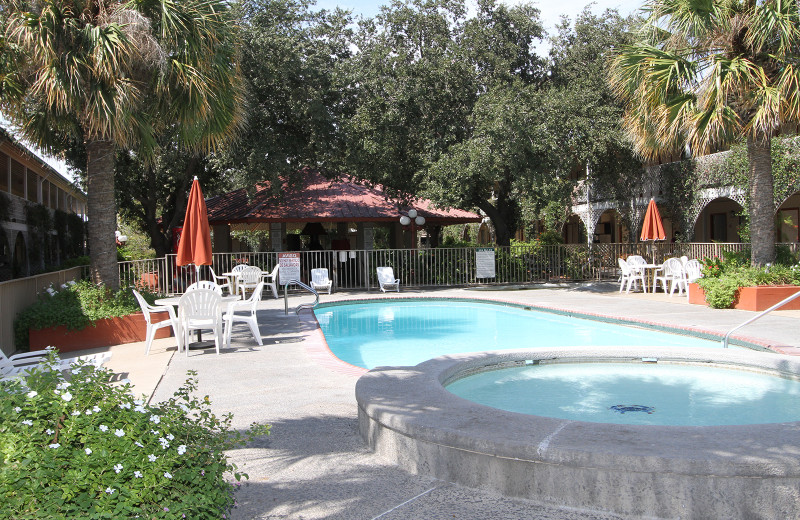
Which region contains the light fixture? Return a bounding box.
[400,215,411,226]
[408,209,417,219]
[415,216,425,226]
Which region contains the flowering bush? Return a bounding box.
[0,356,269,519]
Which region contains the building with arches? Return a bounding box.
[0,128,87,281]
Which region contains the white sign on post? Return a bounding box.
[475,247,496,279]
[278,252,301,284]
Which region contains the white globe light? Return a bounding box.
[415,216,425,226]
[407,209,417,218]
[399,215,411,226]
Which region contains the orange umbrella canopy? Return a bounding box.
[640,198,666,241]
[177,177,213,266]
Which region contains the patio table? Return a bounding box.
[638,263,663,293]
[155,294,240,343]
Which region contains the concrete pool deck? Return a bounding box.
[99,283,800,519]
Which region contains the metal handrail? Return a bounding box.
[283,280,319,316]
[723,289,800,348]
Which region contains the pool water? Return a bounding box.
[446,362,800,426]
[315,300,722,370]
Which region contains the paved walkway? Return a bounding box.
[102,284,800,519]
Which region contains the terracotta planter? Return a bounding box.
[29,312,173,353]
[138,272,159,291]
[688,283,800,311]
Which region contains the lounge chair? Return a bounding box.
[311,268,333,294]
[377,267,400,293]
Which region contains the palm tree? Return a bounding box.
[609,0,800,265]
[0,0,243,289]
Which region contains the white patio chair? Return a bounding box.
[186,280,223,294]
[311,268,333,294]
[178,289,224,356]
[133,289,183,354]
[223,281,264,347]
[680,255,689,266]
[685,259,703,284]
[653,257,685,296]
[262,264,280,299]
[208,267,233,294]
[618,258,645,293]
[237,266,264,299]
[377,266,400,293]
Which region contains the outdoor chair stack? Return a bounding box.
[178,289,224,356]
[685,259,704,284]
[653,257,686,296]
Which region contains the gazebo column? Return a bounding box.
[211,225,232,253]
[270,223,285,252]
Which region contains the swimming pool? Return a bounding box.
[315,299,723,369]
[445,361,800,426]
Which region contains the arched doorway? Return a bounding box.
[593,210,629,243]
[562,214,587,244]
[693,198,744,242]
[13,232,27,278]
[477,222,492,245]
[776,192,800,243]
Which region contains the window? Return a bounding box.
[10,159,24,197]
[26,169,38,202]
[0,152,8,192]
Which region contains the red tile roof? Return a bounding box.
[206,169,481,225]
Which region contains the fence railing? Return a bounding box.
[117,243,784,295]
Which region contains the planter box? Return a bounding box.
[688,283,800,311]
[29,312,173,353]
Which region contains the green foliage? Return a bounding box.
[13,281,155,350]
[0,358,269,519]
[697,250,800,308]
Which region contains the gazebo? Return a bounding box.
[205,169,481,252]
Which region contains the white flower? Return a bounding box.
[150,429,159,435]
[21,420,33,426]
[49,443,60,449]
[99,425,108,432]
[92,406,101,413]
[46,429,54,435]
[26,391,38,398]
[134,471,143,478]
[159,437,170,449]
[119,403,131,410]
[56,382,71,390]
[13,407,21,413]
[167,434,174,441]
[71,368,81,374]
[113,463,123,474]
[71,410,81,416]
[61,392,73,402]
[148,454,157,462]
[84,410,92,415]
[105,487,115,495]
[134,399,144,406]
[164,472,172,479]
[114,429,125,437]
[135,441,144,448]
[85,448,92,455]
[177,445,187,455]
[134,406,147,413]
[150,415,161,424]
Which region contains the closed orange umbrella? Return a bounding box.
[640,198,666,241]
[177,177,212,279]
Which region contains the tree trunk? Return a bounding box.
[477,199,518,247]
[86,139,120,290]
[747,135,775,265]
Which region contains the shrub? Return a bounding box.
[698,264,800,308]
[0,357,269,519]
[13,281,158,351]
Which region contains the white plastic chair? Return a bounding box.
[237,266,264,299]
[186,280,223,294]
[1,350,112,380]
[133,289,183,354]
[618,258,645,293]
[311,268,333,294]
[653,258,686,295]
[377,267,400,293]
[208,267,233,294]
[685,259,703,283]
[223,281,264,347]
[262,264,280,299]
[178,289,224,356]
